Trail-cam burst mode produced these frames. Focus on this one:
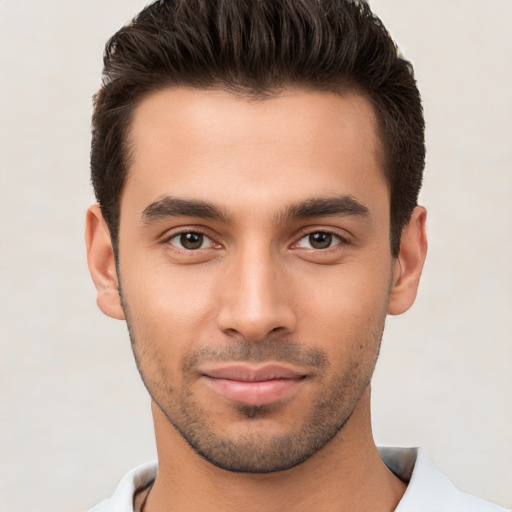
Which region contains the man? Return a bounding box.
[85,1,508,511]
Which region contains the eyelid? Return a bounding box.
[291,227,351,249]
[160,225,351,252]
[162,227,221,251]
[296,232,342,250]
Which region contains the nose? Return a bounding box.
[216,244,297,342]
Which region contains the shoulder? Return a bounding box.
[379,447,509,512]
[88,461,157,512]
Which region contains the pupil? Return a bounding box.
[181,232,203,250]
[309,232,332,249]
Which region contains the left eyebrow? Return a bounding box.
[278,195,371,224]
[141,196,230,224]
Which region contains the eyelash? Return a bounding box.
[294,230,346,250]
[164,228,348,253]
[165,229,217,251]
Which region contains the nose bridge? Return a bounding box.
[217,239,295,341]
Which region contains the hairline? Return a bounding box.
[123,81,390,162]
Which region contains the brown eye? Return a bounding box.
[296,231,342,250]
[181,232,203,249]
[309,232,332,249]
[170,232,210,250]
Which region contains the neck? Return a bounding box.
[145,389,406,512]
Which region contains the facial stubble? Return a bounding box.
[121,290,386,474]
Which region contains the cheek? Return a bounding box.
[120,260,218,358]
[298,257,392,315]
[295,260,392,350]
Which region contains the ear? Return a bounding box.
[388,206,428,315]
[85,204,125,320]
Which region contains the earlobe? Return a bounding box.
[85,204,125,320]
[388,206,428,316]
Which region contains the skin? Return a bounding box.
[86,87,427,511]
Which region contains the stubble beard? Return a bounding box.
[169,360,376,473]
[123,310,385,474]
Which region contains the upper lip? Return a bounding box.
[201,364,306,382]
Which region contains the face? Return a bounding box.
[103,88,401,472]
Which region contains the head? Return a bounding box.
[87,0,427,474]
[91,0,425,258]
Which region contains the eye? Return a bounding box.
[168,231,214,250]
[296,231,343,250]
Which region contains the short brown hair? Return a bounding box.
[91,0,425,256]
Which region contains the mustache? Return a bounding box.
[182,338,328,373]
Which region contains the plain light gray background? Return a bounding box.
[1,1,511,511]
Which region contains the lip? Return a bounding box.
[201,364,307,406]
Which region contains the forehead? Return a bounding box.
[123,87,387,219]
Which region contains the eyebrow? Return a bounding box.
[278,195,370,223]
[141,196,230,224]
[140,194,370,225]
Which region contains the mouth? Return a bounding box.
[200,364,307,406]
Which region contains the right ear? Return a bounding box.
[85,204,125,320]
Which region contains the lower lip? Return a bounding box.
[203,376,304,406]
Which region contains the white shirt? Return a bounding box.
[89,447,509,512]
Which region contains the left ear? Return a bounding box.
[85,204,125,320]
[388,206,428,315]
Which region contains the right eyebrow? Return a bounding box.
[277,195,371,224]
[140,196,230,224]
